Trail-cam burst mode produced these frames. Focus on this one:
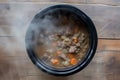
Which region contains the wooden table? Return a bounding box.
[0,1,120,80]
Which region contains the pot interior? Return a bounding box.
[26,9,90,69]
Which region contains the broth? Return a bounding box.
[27,10,90,69]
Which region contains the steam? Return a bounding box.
[1,4,69,57]
[1,4,85,61]
[26,12,66,50]
[0,4,42,56]
[26,15,54,47]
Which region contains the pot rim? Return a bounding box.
[25,4,98,76]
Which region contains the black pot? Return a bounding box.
[25,5,98,76]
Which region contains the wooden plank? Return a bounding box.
[0,0,120,6]
[87,0,120,6]
[0,2,120,80]
[98,39,120,51]
[0,2,119,80]
[0,3,120,39]
[0,38,120,80]
[0,57,30,80]
[0,37,27,57]
[0,0,86,3]
[0,49,119,80]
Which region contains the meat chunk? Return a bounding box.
[57,41,65,48]
[58,53,68,61]
[69,46,77,53]
[79,33,85,41]
[76,43,81,47]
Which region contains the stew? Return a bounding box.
[30,11,90,69]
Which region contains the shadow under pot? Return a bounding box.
[25,5,98,76]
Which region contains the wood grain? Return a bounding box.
[0,2,120,80]
[98,39,120,51]
[0,3,120,39]
[0,39,120,80]
[0,0,87,3]
[88,0,120,6]
[0,0,120,6]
